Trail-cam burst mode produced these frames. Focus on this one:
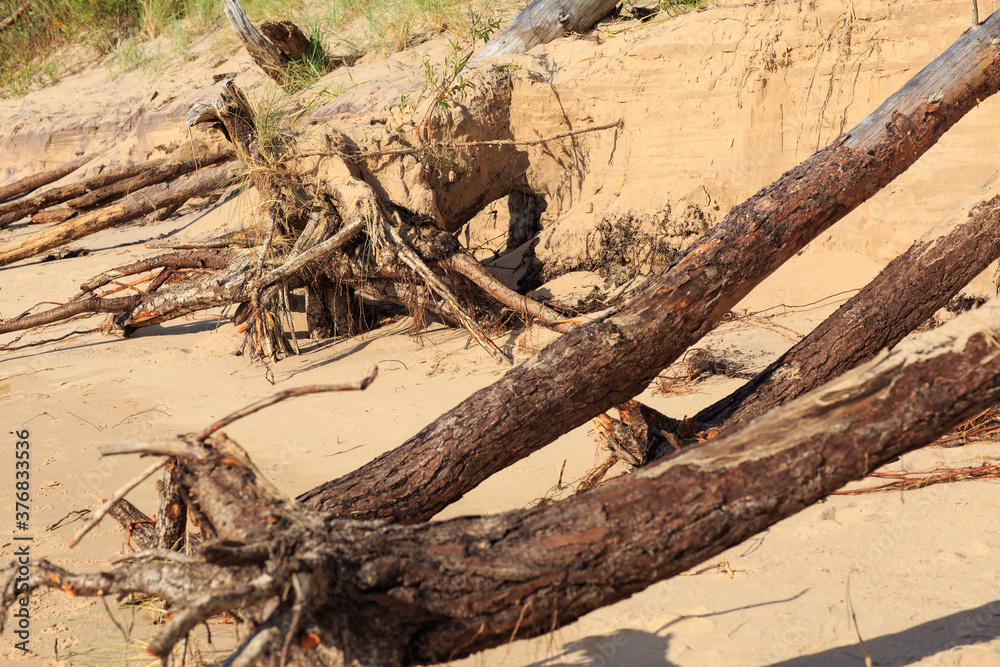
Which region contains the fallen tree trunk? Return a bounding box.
[0,162,242,267]
[0,152,97,204]
[63,153,234,212]
[296,10,1000,522]
[0,152,233,228]
[0,250,233,334]
[471,0,619,64]
[695,171,1000,429]
[9,296,1000,665]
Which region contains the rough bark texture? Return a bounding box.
[13,297,1000,666]
[296,10,1000,522]
[63,153,234,212]
[696,174,1000,429]
[222,0,294,83]
[0,162,241,267]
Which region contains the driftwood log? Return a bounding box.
[0,152,97,204]
[696,170,1000,430]
[471,0,619,64]
[0,152,233,229]
[0,162,241,267]
[1,7,1000,667]
[6,297,1000,666]
[296,9,1000,522]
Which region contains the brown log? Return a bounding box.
[0,295,141,334]
[0,152,95,205]
[63,153,234,211]
[259,20,310,61]
[108,498,158,550]
[297,9,1000,522]
[29,207,75,224]
[695,170,1000,430]
[446,252,575,332]
[79,249,231,292]
[0,153,233,228]
[0,163,242,267]
[14,296,1000,666]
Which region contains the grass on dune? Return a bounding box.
[0,0,505,99]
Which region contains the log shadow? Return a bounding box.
[524,628,676,666]
[525,591,812,666]
[771,600,1000,667]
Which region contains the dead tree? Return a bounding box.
[0,151,98,204]
[6,298,1000,666]
[471,0,619,64]
[222,0,317,83]
[695,173,1000,430]
[0,162,241,267]
[2,9,1000,667]
[297,10,1000,522]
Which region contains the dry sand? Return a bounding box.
[2,0,1000,664]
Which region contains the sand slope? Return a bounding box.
[1,0,1000,664]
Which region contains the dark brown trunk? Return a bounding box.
[19,297,1000,666]
[695,173,1000,429]
[296,11,1000,523]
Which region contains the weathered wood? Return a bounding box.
[0,153,95,206]
[107,498,158,550]
[0,295,141,334]
[79,249,231,293]
[298,9,1000,522]
[696,172,1000,429]
[0,153,232,228]
[471,0,619,64]
[0,162,242,267]
[14,296,1000,666]
[259,20,310,61]
[29,207,75,224]
[64,153,234,212]
[446,252,575,332]
[221,0,291,83]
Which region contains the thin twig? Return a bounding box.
[0,328,100,351]
[70,459,167,548]
[193,367,378,441]
[282,120,624,162]
[110,549,201,565]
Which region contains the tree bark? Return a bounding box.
[63,153,234,212]
[0,162,242,267]
[695,171,1000,429]
[0,152,96,204]
[296,10,1000,523]
[13,296,1000,666]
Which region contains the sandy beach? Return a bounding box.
[2,0,1000,663]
